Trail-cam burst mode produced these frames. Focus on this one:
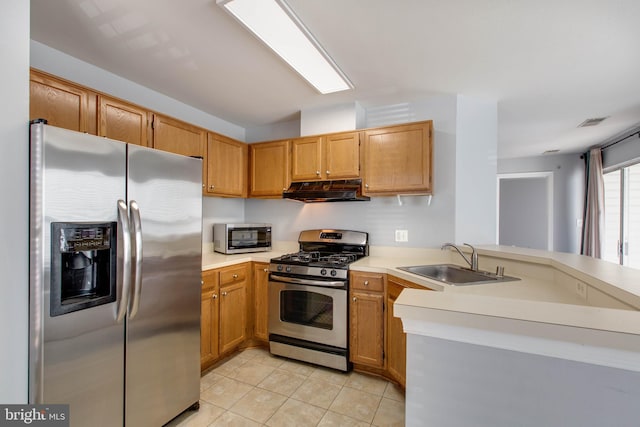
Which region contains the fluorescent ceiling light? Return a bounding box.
[218,0,353,94]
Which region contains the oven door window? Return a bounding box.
[280,289,333,330]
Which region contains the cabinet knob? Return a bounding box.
[232,273,238,279]
[364,280,369,286]
[352,297,357,302]
[200,280,204,285]
[365,183,369,188]
[212,294,218,299]
[316,170,320,175]
[209,185,215,190]
[263,268,269,272]
[326,170,330,175]
[222,291,228,297]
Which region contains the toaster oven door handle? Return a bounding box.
[269,274,346,288]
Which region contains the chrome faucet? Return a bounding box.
[441,243,478,271]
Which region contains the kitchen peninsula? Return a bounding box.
[377,245,640,427]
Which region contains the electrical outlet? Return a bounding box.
[575,281,587,300]
[395,229,408,242]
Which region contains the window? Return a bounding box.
[603,163,640,268]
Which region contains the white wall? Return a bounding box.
[406,335,640,427]
[300,102,365,136]
[455,95,497,244]
[498,154,584,253]
[499,177,549,249]
[1,0,29,403]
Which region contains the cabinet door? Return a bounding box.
[386,279,407,385]
[219,281,247,354]
[206,132,247,197]
[386,276,427,386]
[253,263,270,342]
[362,121,433,195]
[249,140,291,198]
[201,271,220,371]
[325,132,360,179]
[201,287,219,369]
[98,95,149,146]
[291,136,323,181]
[30,70,91,133]
[152,114,205,158]
[350,290,384,367]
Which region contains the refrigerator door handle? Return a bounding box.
[129,200,143,320]
[116,200,132,323]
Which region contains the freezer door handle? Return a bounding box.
[116,200,132,323]
[129,200,143,320]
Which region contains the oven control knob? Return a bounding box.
[320,268,327,276]
[277,265,283,272]
[330,270,337,277]
[285,266,292,273]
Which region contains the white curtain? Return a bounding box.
[581,148,605,258]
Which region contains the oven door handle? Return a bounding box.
[270,274,346,288]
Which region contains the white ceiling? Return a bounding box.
[30,0,640,158]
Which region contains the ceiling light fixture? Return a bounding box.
[217,0,353,94]
[578,117,609,127]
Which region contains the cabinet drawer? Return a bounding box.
[350,272,384,292]
[202,270,218,291]
[220,264,248,285]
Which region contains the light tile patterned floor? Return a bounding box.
[166,347,405,427]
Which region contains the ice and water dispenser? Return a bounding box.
[50,222,117,316]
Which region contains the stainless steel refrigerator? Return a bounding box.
[29,121,202,426]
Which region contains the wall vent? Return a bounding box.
[578,117,608,127]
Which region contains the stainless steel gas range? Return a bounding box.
[268,229,369,371]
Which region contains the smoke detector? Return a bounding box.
[578,117,608,127]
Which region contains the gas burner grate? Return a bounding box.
[318,254,358,265]
[279,251,321,263]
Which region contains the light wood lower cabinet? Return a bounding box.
[219,264,249,354]
[349,272,385,368]
[200,270,220,370]
[386,275,427,387]
[201,263,249,371]
[253,262,270,342]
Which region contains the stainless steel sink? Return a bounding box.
[397,264,520,286]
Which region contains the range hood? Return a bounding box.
[283,179,370,202]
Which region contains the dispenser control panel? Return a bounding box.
[58,225,112,252]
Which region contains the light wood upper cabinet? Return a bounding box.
[30,69,95,134]
[249,140,291,198]
[324,132,361,179]
[291,136,323,181]
[151,114,205,158]
[291,132,360,181]
[252,262,270,342]
[349,271,385,368]
[98,95,149,146]
[206,132,248,197]
[362,121,433,195]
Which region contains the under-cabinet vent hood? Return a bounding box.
[283,179,370,203]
